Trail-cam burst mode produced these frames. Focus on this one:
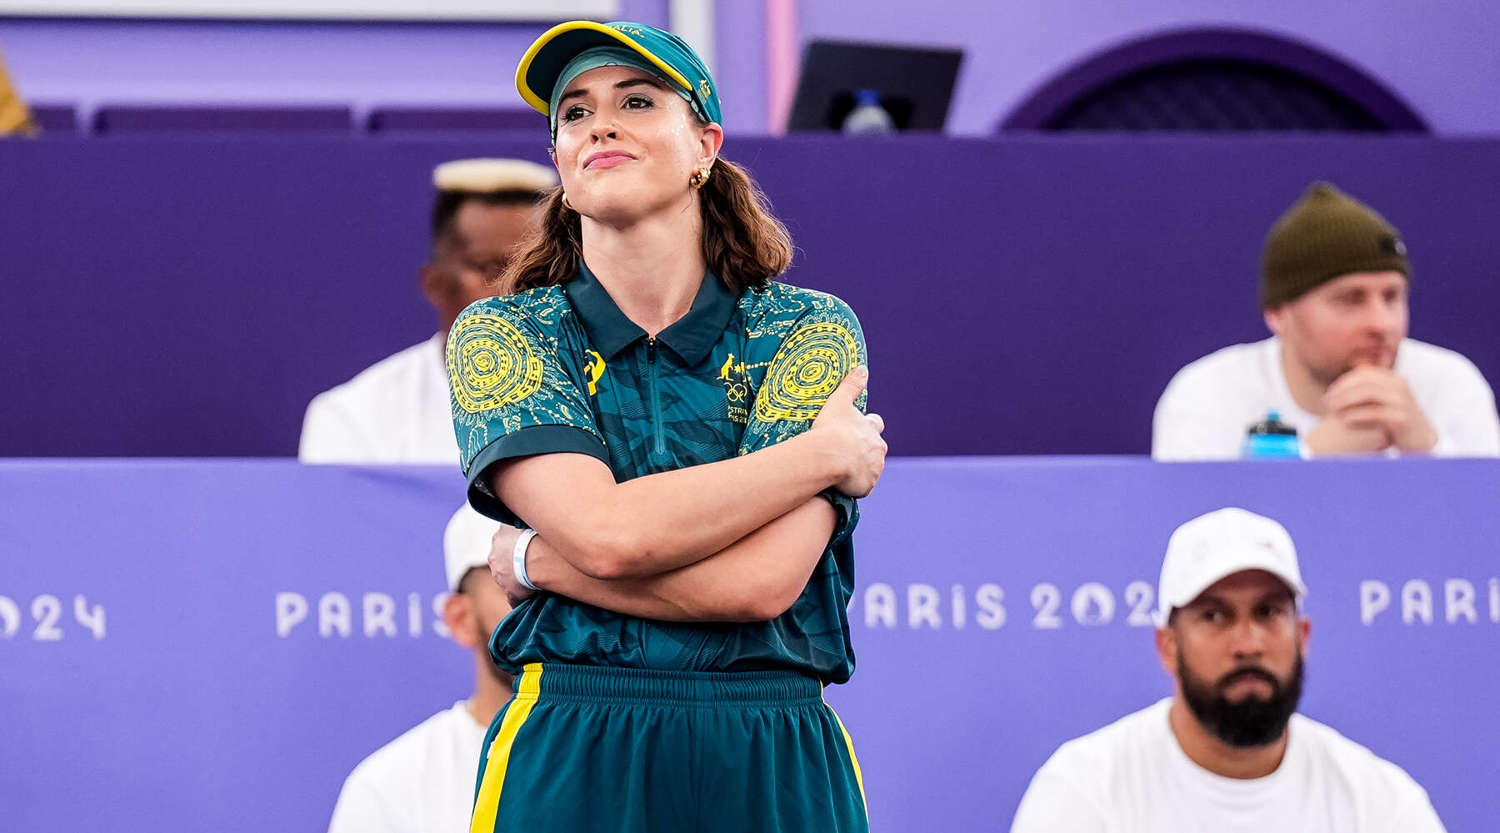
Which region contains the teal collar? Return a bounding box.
[565,261,737,365]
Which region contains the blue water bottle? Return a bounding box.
[842,89,895,134]
[1243,410,1302,459]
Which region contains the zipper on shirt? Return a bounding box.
[646,337,667,459]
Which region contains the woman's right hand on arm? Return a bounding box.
[487,523,539,607]
[809,366,887,497]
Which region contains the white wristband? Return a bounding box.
[512,528,540,591]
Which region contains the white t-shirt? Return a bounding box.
[328,701,488,833]
[1010,699,1446,833]
[1153,337,1500,460]
[300,334,458,464]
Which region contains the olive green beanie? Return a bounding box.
[1259,182,1411,309]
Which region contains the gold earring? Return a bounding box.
[562,193,575,211]
[689,166,712,190]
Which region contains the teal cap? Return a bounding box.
[516,20,721,130]
[548,47,701,136]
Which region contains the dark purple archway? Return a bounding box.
[1002,28,1427,132]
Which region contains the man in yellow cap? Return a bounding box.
[300,159,556,463]
[1153,182,1499,460]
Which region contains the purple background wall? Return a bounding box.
[796,0,1500,135]
[3,458,1497,832]
[4,1,1500,134]
[3,135,1499,457]
[0,1,767,136]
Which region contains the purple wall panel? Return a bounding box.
[796,0,1500,135]
[0,19,551,122]
[4,2,1500,135]
[92,103,353,132]
[0,0,671,129]
[4,135,1499,457]
[712,0,768,135]
[3,458,1497,831]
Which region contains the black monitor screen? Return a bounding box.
[787,40,963,132]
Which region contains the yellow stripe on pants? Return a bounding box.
[469,663,543,833]
[826,704,868,815]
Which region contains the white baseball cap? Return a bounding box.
[443,504,502,592]
[1155,507,1307,626]
[432,158,557,194]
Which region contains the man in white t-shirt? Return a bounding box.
[300,159,556,463]
[328,505,513,833]
[1153,182,1500,460]
[1011,507,1447,833]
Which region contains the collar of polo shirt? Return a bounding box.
[564,263,738,365]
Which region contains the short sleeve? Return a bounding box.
[298,393,368,464]
[1384,788,1449,833]
[447,297,607,524]
[326,768,403,833]
[1152,358,1248,461]
[1428,354,1500,457]
[1009,760,1110,833]
[738,293,867,542]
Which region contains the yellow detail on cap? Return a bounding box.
[515,20,694,116]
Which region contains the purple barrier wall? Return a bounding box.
[2,458,1496,832]
[4,135,1499,457]
[6,4,1500,134]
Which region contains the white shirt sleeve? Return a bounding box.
[299,393,375,463]
[1426,357,1500,457]
[1010,758,1110,833]
[1383,791,1449,833]
[327,768,406,833]
[1152,370,1242,461]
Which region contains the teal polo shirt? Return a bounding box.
[446,263,866,683]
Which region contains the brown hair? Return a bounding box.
[498,158,793,294]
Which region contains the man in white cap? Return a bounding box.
[327,505,513,833]
[300,159,557,463]
[1010,507,1446,833]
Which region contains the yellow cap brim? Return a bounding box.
[515,21,694,116]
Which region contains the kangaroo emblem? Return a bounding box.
[584,350,606,396]
[718,353,750,419]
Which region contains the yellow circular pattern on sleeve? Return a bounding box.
[754,321,860,422]
[449,313,546,414]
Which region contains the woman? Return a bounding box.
[446,20,886,833]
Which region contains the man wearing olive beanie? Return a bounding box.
[1153,182,1499,460]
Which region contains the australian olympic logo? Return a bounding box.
[718,353,750,424]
